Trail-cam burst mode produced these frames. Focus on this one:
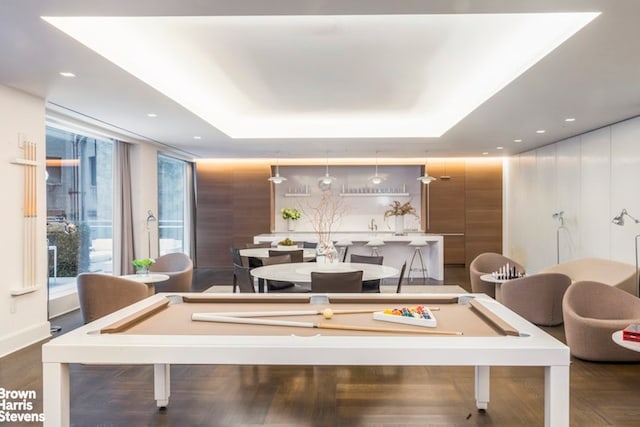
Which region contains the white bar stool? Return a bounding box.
[334,238,353,263]
[365,238,385,256]
[407,238,429,283]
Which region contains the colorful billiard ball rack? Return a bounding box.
[373,305,437,328]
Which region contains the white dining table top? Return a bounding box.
[250,262,399,284]
[240,247,317,260]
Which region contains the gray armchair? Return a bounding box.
[500,273,572,326]
[149,252,194,293]
[77,273,149,324]
[469,252,525,298]
[563,280,640,362]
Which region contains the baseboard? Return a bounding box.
[0,321,51,359]
[49,290,80,318]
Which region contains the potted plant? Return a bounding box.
[384,200,419,235]
[281,207,302,231]
[277,238,298,249]
[131,258,154,275]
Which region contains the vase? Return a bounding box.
[394,215,405,236]
[135,265,149,275]
[287,218,295,231]
[316,238,339,264]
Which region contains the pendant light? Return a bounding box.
[268,154,287,184]
[368,151,384,185]
[417,152,437,184]
[318,153,336,189]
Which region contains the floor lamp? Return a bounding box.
[146,210,157,259]
[552,211,567,264]
[611,208,640,296]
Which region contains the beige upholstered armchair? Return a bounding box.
[562,280,640,362]
[500,273,572,326]
[541,258,637,296]
[469,252,525,298]
[77,273,149,324]
[149,252,194,293]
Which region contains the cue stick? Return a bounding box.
[191,314,462,335]
[198,308,440,318]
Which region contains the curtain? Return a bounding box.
[114,141,135,275]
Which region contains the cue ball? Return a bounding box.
[322,308,334,319]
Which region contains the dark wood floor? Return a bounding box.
[3,267,640,426]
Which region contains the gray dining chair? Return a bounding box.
[310,270,364,293]
[260,254,310,293]
[350,254,384,292]
[233,264,256,293]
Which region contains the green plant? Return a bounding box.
[131,258,154,269]
[281,208,301,220]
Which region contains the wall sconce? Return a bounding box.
[612,208,640,296]
[552,211,567,264]
[146,210,157,258]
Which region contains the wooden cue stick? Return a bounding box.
[196,307,440,318]
[191,314,462,336]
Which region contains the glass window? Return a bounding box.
[157,154,190,256]
[46,127,114,293]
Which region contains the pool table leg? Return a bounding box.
[474,365,490,411]
[43,362,70,427]
[545,365,569,427]
[154,363,171,408]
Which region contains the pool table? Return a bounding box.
[42,293,570,427]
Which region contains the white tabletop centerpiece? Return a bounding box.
[303,190,346,263]
[384,200,419,236]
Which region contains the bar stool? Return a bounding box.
[365,238,385,256]
[334,238,353,263]
[407,238,428,283]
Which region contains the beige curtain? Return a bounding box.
[113,141,135,275]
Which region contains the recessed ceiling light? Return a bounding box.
[482,152,489,155]
[496,146,504,150]
[193,136,202,140]
[536,129,546,134]
[42,12,600,139]
[565,117,576,122]
[59,72,75,77]
[514,139,522,143]
[147,113,157,118]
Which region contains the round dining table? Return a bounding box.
[250,262,399,292]
[239,247,317,261]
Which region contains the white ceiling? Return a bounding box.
[1,1,639,160]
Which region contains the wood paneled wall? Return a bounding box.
[425,159,502,266]
[195,161,271,268]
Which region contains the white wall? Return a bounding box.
[0,85,50,357]
[273,165,422,233]
[505,115,640,276]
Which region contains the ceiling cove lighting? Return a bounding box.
[268,154,287,184]
[369,152,385,185]
[42,13,600,139]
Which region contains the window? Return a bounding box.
[46,127,114,293]
[157,154,191,256]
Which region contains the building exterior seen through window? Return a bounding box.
[46,126,114,290]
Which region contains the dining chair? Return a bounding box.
[269,249,304,263]
[229,247,243,293]
[76,273,149,324]
[260,254,310,293]
[350,254,384,293]
[233,264,256,293]
[310,270,364,293]
[395,262,408,293]
[245,242,273,248]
